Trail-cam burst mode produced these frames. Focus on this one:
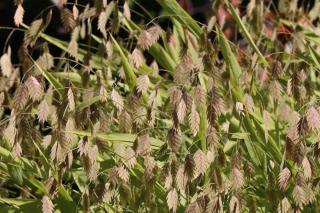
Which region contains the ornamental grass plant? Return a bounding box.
[1,0,320,212]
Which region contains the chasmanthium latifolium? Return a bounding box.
[1,0,320,212]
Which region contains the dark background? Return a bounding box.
[0,0,209,62]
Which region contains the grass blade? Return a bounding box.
[110,34,137,89]
[225,0,269,67]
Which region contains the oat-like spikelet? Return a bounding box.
[0,47,13,77]
[189,102,200,135]
[307,106,320,131]
[111,89,124,112]
[167,187,178,213]
[13,83,29,110]
[14,4,24,27]
[193,149,208,178]
[231,167,244,191]
[278,167,291,191]
[167,127,181,153]
[60,8,76,32]
[137,25,162,50]
[42,196,54,213]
